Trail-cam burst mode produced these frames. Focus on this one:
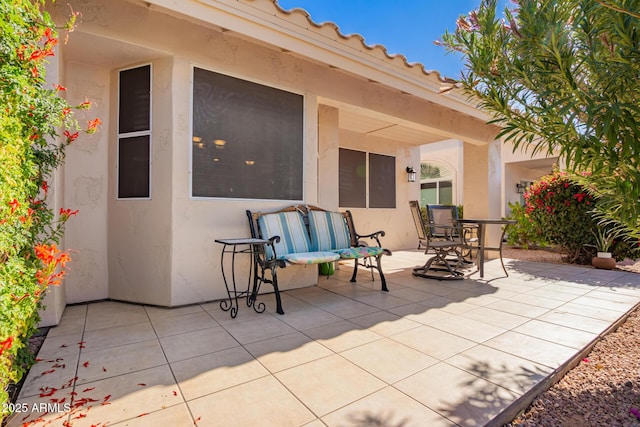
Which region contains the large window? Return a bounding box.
[117,65,151,199]
[339,149,396,208]
[191,67,304,200]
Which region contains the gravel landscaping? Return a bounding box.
[504,246,640,427]
[507,307,640,427]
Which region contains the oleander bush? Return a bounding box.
[523,171,598,263]
[0,0,99,415]
[521,171,639,264]
[441,0,640,239]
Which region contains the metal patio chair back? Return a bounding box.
[426,204,461,240]
[409,200,429,250]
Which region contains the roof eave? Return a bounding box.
[143,0,491,122]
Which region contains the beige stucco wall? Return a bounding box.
[39,49,67,327]
[459,141,506,255]
[107,57,174,306]
[501,140,550,164]
[62,61,111,305]
[41,0,498,312]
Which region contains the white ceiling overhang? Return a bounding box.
[320,98,471,146]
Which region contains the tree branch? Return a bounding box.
[594,0,640,19]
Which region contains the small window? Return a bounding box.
[118,135,150,198]
[369,153,395,208]
[339,148,396,208]
[339,148,366,208]
[117,65,151,199]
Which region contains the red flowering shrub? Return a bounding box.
[524,171,598,263]
[517,171,639,264]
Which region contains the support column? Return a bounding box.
[462,143,490,219]
[462,140,503,258]
[317,105,340,209]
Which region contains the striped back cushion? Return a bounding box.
[308,210,351,251]
[257,211,311,259]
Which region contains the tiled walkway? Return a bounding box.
[7,251,640,427]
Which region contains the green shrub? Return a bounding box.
[591,219,640,262]
[505,201,548,249]
[611,238,640,262]
[1,0,98,416]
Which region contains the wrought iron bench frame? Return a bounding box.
[246,205,391,314]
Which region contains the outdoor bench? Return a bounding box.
[246,204,391,314]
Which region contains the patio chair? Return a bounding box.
[427,204,479,262]
[409,201,468,280]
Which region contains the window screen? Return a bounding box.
[369,153,396,208]
[421,181,452,205]
[118,65,151,199]
[191,67,304,200]
[339,148,366,208]
[119,65,151,133]
[118,135,150,198]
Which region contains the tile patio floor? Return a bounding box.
[6,250,640,427]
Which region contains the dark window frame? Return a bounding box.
[339,148,396,209]
[368,152,396,208]
[190,66,305,201]
[117,64,152,200]
[339,148,367,208]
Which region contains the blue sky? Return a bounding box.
[275,0,508,79]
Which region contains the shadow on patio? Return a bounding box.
[6,250,640,427]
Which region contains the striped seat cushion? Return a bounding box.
[308,210,351,251]
[257,211,311,260]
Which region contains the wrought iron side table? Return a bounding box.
[214,238,270,318]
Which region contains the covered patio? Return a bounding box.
[8,255,640,427]
[38,0,506,326]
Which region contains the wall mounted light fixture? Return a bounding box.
[516,182,526,194]
[406,166,417,183]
